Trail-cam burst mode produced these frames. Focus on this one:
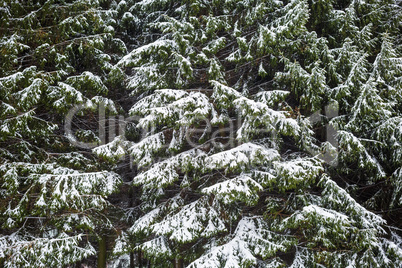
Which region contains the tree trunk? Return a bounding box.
[130,252,135,268]
[128,185,133,207]
[137,250,142,268]
[176,257,184,268]
[97,236,107,268]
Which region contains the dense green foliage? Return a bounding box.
[1,0,401,267]
[0,0,124,267]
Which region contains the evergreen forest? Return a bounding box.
[0,0,402,267]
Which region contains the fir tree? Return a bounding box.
[0,0,126,267]
[99,0,402,267]
[2,0,402,267]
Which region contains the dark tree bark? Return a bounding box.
[97,236,107,268]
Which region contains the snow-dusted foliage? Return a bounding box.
[0,233,96,268]
[188,217,294,267]
[101,0,402,267]
[2,0,402,267]
[0,0,124,266]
